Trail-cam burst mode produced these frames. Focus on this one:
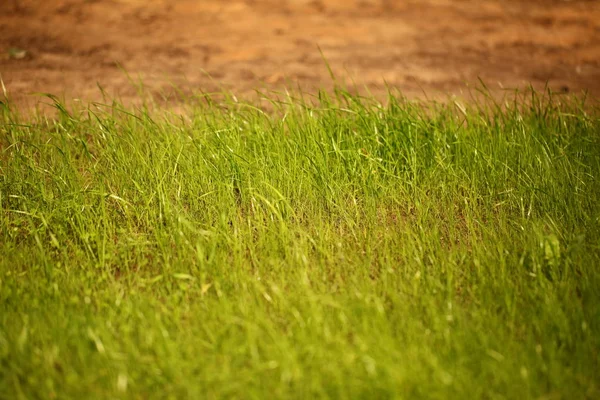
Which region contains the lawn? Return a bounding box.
[1,87,599,399]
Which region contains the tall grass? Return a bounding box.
[1,87,599,399]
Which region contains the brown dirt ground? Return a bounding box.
[1,0,600,109]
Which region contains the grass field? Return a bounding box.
[1,87,599,399]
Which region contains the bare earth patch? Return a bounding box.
[1,0,599,107]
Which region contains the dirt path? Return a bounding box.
[2,0,600,108]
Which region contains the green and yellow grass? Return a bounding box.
[1,87,599,399]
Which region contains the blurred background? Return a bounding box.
[1,0,599,106]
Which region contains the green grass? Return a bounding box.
[1,87,599,399]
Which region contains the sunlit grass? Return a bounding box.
[1,87,599,399]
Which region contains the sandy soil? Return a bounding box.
[1,0,600,108]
